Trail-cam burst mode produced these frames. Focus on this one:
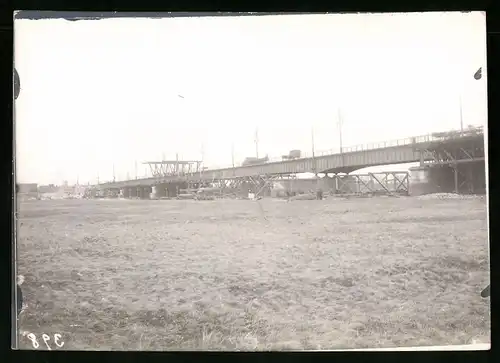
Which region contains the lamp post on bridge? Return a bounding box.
[231,143,235,169]
[338,108,343,154]
[200,143,205,178]
[311,125,317,174]
[254,127,259,159]
[311,126,322,198]
[338,108,345,168]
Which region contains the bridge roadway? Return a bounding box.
[99,134,441,189]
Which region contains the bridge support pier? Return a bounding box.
[409,166,453,195]
[409,161,485,196]
[165,183,175,198]
[133,186,150,199]
[156,183,168,198]
[453,161,485,194]
[150,186,158,199]
[409,166,438,195]
[142,186,152,199]
[453,165,459,194]
[240,179,254,197]
[162,181,188,198]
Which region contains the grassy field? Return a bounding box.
[16,196,490,350]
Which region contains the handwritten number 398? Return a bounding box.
[27,333,64,350]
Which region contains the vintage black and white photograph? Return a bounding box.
[13,12,490,351]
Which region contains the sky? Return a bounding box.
[14,12,487,185]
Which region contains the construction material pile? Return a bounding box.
[177,193,196,200]
[196,195,215,201]
[417,193,486,200]
[289,193,317,201]
[198,187,222,193]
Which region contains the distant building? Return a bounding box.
[16,183,38,194]
[61,184,73,195]
[73,184,86,196]
[38,184,59,194]
[37,183,86,199]
[59,183,87,197]
[16,183,39,201]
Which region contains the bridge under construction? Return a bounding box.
[91,127,485,199]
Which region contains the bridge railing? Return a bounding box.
[201,133,437,170]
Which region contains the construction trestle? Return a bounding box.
[96,171,412,199]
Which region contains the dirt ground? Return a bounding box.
[16,196,490,350]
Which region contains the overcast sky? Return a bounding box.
[15,12,487,185]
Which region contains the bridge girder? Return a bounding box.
[98,132,485,190]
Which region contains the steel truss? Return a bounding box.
[219,175,286,198]
[332,172,409,196]
[420,141,485,165]
[186,180,210,190]
[151,172,410,198]
[250,174,286,197]
[144,160,203,178]
[181,174,296,198]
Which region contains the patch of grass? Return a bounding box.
[16,197,490,350]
